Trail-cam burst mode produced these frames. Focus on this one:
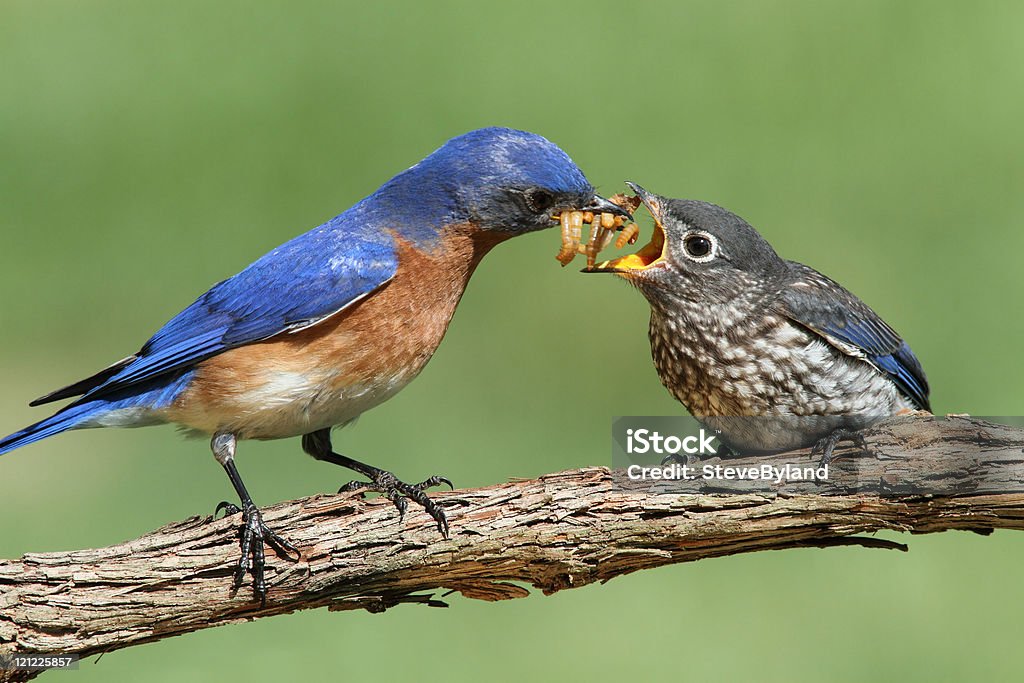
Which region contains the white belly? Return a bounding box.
[201,365,418,439]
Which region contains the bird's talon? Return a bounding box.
[425,501,449,537]
[338,480,368,495]
[264,527,301,561]
[415,475,454,491]
[812,428,871,468]
[215,500,241,518]
[660,452,697,467]
[224,503,299,602]
[392,495,409,520]
[342,468,451,536]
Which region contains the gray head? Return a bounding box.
[589,182,788,307]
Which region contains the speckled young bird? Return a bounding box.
[0,127,630,601]
[589,183,929,459]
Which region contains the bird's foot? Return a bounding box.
[660,452,700,467]
[811,429,869,468]
[214,501,301,604]
[338,469,453,537]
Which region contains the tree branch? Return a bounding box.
[2,415,1023,681]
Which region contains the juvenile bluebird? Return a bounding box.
[0,127,629,600]
[589,183,929,460]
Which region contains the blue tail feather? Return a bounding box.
[0,401,108,456]
[0,371,194,457]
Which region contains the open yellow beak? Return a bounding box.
[587,195,667,275]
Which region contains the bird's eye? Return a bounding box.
[523,188,556,213]
[683,232,715,261]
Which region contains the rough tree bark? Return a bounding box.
[2,415,1023,681]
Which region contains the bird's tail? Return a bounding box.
[1,373,189,457]
[0,402,106,456]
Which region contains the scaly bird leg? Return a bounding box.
[301,429,452,537]
[810,428,870,468]
[212,432,300,604]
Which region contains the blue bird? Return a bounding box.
[0,127,630,600]
[589,183,929,460]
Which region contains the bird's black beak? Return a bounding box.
[624,182,660,219]
[581,194,633,220]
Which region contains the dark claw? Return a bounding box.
[392,495,409,520]
[397,482,449,537]
[811,429,870,468]
[219,502,300,604]
[415,475,454,491]
[340,468,451,538]
[215,500,241,518]
[660,452,698,467]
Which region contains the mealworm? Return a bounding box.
[615,223,640,249]
[553,194,641,267]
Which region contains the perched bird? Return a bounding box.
[0,127,630,600]
[589,183,929,459]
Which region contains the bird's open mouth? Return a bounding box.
[585,187,666,274]
[550,194,641,268]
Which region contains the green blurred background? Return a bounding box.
[2,1,1022,680]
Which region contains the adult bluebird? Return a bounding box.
[0,127,630,600]
[589,183,929,460]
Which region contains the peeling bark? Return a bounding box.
[1,415,1023,681]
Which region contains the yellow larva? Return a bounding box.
[553,194,640,268]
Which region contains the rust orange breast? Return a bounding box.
[162,224,506,438]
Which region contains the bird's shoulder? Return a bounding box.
[773,261,930,410]
[775,261,901,354]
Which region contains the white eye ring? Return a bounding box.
[681,230,717,263]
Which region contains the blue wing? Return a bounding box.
[777,263,930,411]
[35,217,397,405]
